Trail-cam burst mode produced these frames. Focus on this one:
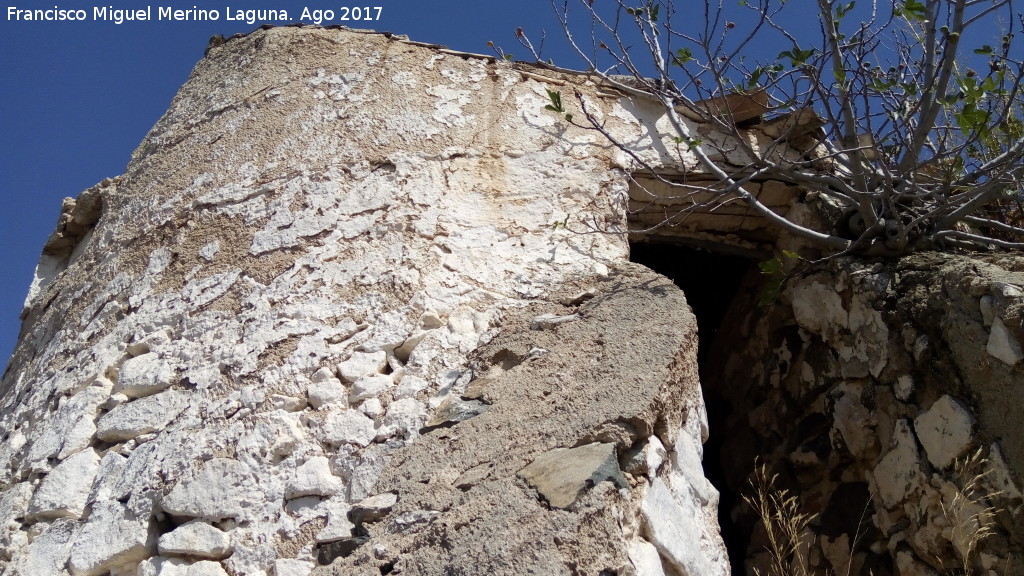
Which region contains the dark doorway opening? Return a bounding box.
[630,240,754,576]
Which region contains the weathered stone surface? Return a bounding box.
[914,394,975,469]
[319,409,376,447]
[1,26,735,575]
[68,500,152,575]
[704,253,1024,576]
[873,419,924,508]
[518,442,627,508]
[116,352,176,398]
[987,316,1024,365]
[161,458,256,521]
[27,448,99,520]
[420,396,489,431]
[336,352,387,384]
[315,264,726,576]
[14,518,78,576]
[274,558,315,576]
[286,456,344,500]
[157,520,232,560]
[95,389,188,442]
[138,557,231,576]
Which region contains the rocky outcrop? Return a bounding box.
[6,22,1020,576]
[0,26,728,576]
[316,264,725,576]
[707,253,1024,576]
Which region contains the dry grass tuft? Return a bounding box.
[940,448,1004,576]
[743,461,816,576]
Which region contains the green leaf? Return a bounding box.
[544,89,565,114]
[758,257,782,275]
[835,1,855,19]
[974,45,994,56]
[672,47,693,66]
[897,0,927,21]
[778,45,815,67]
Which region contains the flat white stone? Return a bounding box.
[640,478,728,576]
[95,390,188,442]
[270,394,306,412]
[320,409,376,447]
[286,456,344,499]
[336,351,387,383]
[627,538,667,576]
[18,518,78,576]
[378,398,426,440]
[394,375,428,399]
[26,385,109,465]
[68,500,151,576]
[315,497,354,543]
[914,395,975,469]
[161,458,255,521]
[791,282,846,336]
[28,448,100,520]
[157,520,232,559]
[0,483,33,554]
[986,317,1023,365]
[307,379,346,409]
[139,557,231,576]
[348,374,393,403]
[274,558,315,576]
[116,352,176,398]
[873,419,924,507]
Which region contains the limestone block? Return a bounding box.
[986,316,1023,365]
[627,538,668,576]
[914,395,975,469]
[832,384,876,459]
[320,409,376,447]
[95,389,188,442]
[139,557,230,576]
[116,352,176,398]
[26,384,109,465]
[394,375,428,399]
[334,446,388,502]
[348,492,398,525]
[872,419,924,507]
[377,398,426,440]
[518,443,627,509]
[270,394,306,412]
[315,497,354,543]
[348,374,393,403]
[336,351,387,383]
[27,448,100,520]
[87,451,128,504]
[791,282,847,336]
[17,518,78,576]
[359,398,384,419]
[286,456,344,499]
[307,380,346,409]
[161,458,255,521]
[68,500,152,576]
[641,478,729,576]
[0,483,32,554]
[157,520,232,560]
[669,420,719,507]
[274,559,315,576]
[622,435,668,477]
